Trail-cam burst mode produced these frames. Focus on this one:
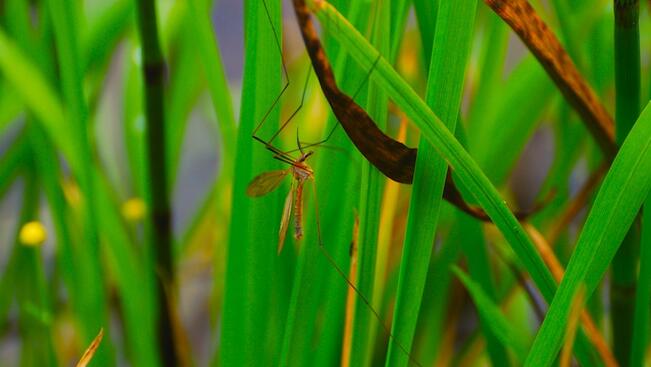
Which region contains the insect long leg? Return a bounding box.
[266,67,312,146]
[293,54,383,152]
[254,0,314,161]
[251,0,291,143]
[309,178,423,367]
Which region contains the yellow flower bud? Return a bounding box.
[19,221,47,246]
[122,198,146,222]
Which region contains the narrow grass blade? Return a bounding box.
[411,0,437,67]
[387,1,478,366]
[470,57,554,185]
[349,1,389,365]
[166,21,205,187]
[122,40,147,197]
[458,215,511,366]
[281,2,366,365]
[47,1,117,363]
[14,171,57,366]
[631,195,651,366]
[467,11,508,135]
[452,267,529,362]
[186,0,237,162]
[414,214,463,365]
[0,85,22,132]
[94,172,160,366]
[526,102,651,366]
[26,124,86,343]
[0,131,27,199]
[0,30,74,168]
[82,0,133,73]
[220,1,288,365]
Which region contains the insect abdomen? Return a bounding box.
[294,183,304,240]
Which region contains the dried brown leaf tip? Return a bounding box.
[484,0,617,159]
[76,328,104,367]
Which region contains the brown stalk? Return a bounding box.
[525,224,619,367]
[560,286,586,367]
[484,0,617,159]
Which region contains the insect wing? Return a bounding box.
[246,169,289,197]
[278,184,294,254]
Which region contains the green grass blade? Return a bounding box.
[349,2,389,365]
[526,102,651,366]
[467,11,508,134]
[470,56,554,185]
[14,171,57,367]
[458,214,511,366]
[220,0,287,365]
[413,214,462,365]
[93,172,160,366]
[0,131,27,199]
[411,0,437,67]
[82,0,133,73]
[280,2,368,365]
[386,2,478,366]
[0,84,23,132]
[186,0,237,164]
[26,124,84,336]
[631,195,651,367]
[47,1,116,363]
[166,22,205,187]
[0,29,75,168]
[122,39,147,197]
[452,266,529,362]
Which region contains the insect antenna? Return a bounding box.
[309,180,423,367]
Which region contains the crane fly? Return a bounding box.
[246,150,314,254]
[243,2,425,366]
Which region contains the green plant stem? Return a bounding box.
[612,1,641,365]
[134,0,177,365]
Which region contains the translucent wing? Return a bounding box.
[278,184,294,254]
[246,169,289,197]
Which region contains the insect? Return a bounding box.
[246,149,315,254]
[245,2,424,366]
